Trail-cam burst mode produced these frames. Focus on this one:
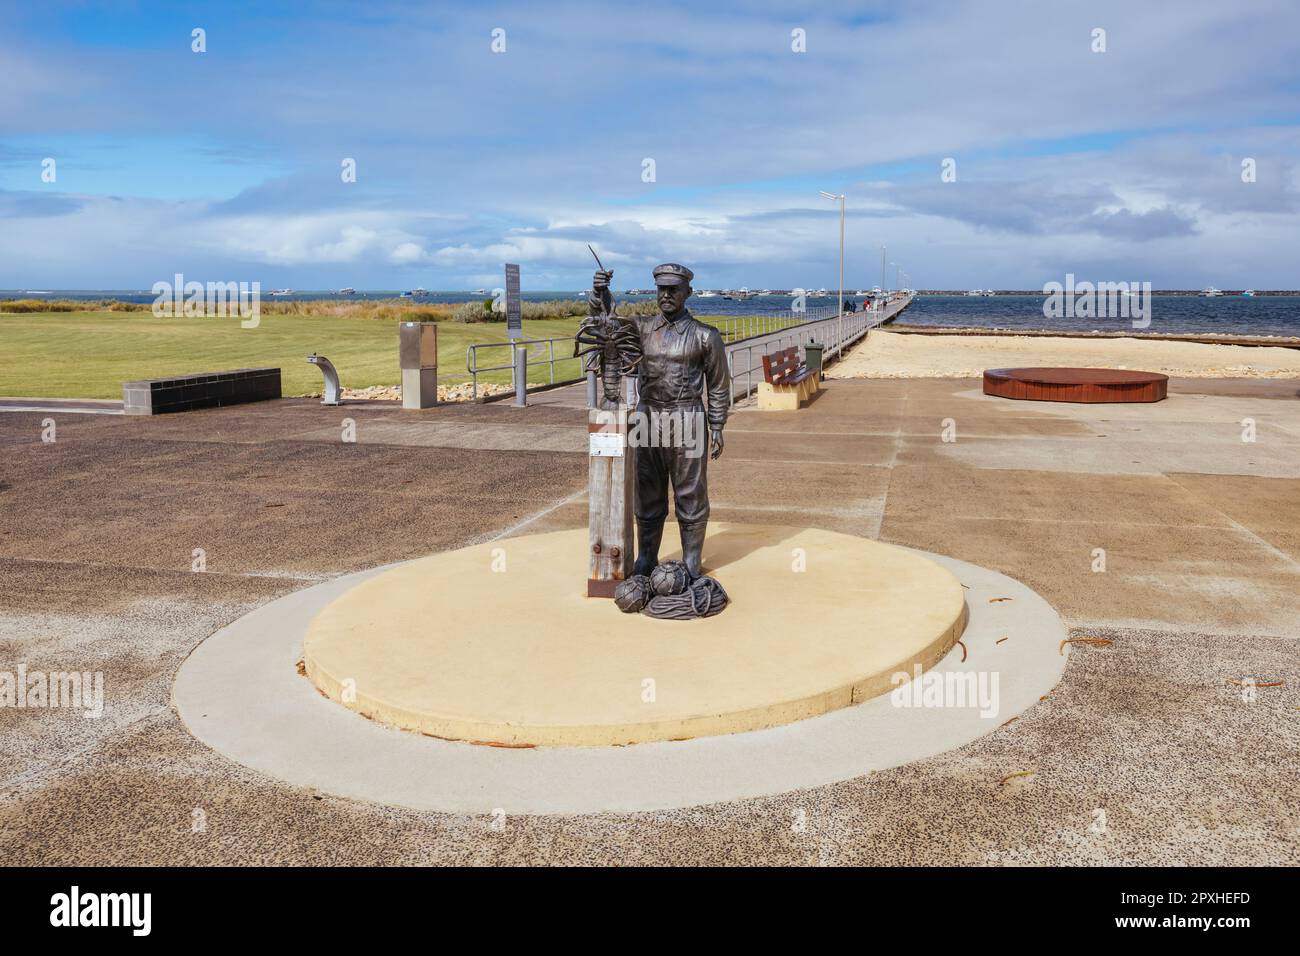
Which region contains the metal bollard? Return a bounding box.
[513,345,527,407]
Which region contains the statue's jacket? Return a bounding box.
[628,308,731,430]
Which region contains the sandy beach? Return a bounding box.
[829,329,1300,379]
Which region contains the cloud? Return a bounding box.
[1084,206,1197,240]
[1,0,1298,287]
[879,180,1198,239]
[0,189,84,218]
[389,242,427,264]
[201,220,384,265]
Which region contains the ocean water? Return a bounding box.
[4,290,1298,337]
[899,294,1300,338]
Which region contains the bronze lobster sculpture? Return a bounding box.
[573,251,642,409]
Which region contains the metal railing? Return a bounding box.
[725,295,911,402]
[465,337,578,400]
[708,304,841,343]
[463,294,913,401]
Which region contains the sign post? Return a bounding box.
[505,263,521,341]
[573,249,639,597]
[588,406,635,596]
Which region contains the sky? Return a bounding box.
[1,0,1298,291]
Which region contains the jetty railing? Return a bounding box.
[463,294,912,400]
[708,303,841,343]
[724,294,911,402]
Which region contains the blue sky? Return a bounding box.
[1,0,1298,289]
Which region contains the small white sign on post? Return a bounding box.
[589,432,625,457]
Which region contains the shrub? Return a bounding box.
[0,299,84,313]
[405,308,443,322]
[618,299,662,317]
[453,301,492,323]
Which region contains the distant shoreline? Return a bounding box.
[3,289,1300,297]
[5,291,1299,339]
[888,324,1300,348]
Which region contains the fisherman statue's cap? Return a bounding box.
[652,263,694,286]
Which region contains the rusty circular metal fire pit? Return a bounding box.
[983,367,1168,403]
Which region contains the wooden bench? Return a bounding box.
[758,346,819,410]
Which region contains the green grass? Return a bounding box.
[0,310,593,399]
[0,309,783,399]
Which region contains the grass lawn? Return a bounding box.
[0,310,594,399]
[0,309,792,399]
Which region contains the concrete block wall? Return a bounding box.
[122,368,281,415]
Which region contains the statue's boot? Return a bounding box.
[633,519,664,576]
[679,519,708,580]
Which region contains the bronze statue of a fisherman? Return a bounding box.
[581,263,731,581]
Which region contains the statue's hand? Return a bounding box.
[589,271,615,316]
[710,428,724,460]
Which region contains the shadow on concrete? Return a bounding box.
[656,522,803,575]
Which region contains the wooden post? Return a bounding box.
[587,404,636,597]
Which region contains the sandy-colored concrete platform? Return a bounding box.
[176,543,1062,814]
[303,525,966,746]
[831,329,1300,379]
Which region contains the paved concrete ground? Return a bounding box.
[0,374,1296,864]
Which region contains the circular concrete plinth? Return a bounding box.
[176,543,1067,815]
[303,525,967,747]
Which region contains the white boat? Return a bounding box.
[965,289,982,296]
[697,290,719,298]
[1200,287,1223,297]
[269,289,293,296]
[472,288,486,295]
[412,288,429,296]
[1242,289,1257,297]
[336,287,355,295]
